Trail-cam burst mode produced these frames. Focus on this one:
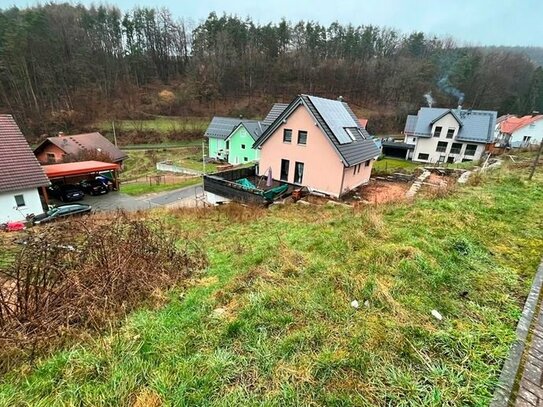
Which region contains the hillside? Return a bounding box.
[0,162,542,405]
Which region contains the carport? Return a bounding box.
[41,160,120,204]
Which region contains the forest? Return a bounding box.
[0,3,542,138]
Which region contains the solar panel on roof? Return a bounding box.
[307,96,358,144]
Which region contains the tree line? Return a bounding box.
[0,3,542,136]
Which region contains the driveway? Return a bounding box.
[47,184,203,213]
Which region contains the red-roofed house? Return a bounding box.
[0,115,49,223]
[34,132,127,165]
[495,115,543,148]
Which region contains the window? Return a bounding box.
[226,140,230,150]
[447,157,455,164]
[297,131,307,145]
[353,164,361,175]
[280,159,290,181]
[523,136,532,143]
[345,127,364,141]
[365,160,370,167]
[283,129,292,143]
[46,153,55,164]
[241,144,246,150]
[450,143,462,154]
[418,153,429,160]
[433,126,442,137]
[294,162,304,184]
[465,144,477,156]
[244,157,248,162]
[436,141,448,153]
[14,194,25,208]
[446,128,455,139]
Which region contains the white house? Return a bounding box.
[495,115,543,149]
[0,115,50,223]
[403,107,497,164]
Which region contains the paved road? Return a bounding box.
[142,184,202,207]
[50,184,203,213]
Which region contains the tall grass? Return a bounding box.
[0,166,542,406]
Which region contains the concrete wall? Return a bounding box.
[227,126,259,165]
[258,104,361,197]
[411,113,485,163]
[0,188,44,223]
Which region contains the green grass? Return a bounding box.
[121,140,204,150]
[1,164,543,406]
[96,117,209,135]
[121,177,202,196]
[373,158,420,174]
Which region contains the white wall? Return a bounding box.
[510,120,543,148]
[411,113,485,163]
[0,188,44,223]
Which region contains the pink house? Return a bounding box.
[252,95,380,198]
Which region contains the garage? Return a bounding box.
[41,160,120,204]
[381,141,414,160]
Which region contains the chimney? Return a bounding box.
[338,96,344,102]
[457,105,462,110]
[58,131,65,137]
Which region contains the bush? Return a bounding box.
[0,214,206,371]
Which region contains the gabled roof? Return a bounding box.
[0,114,50,193]
[263,103,289,125]
[227,121,269,141]
[496,114,515,125]
[500,115,543,134]
[430,109,463,127]
[404,107,497,143]
[253,95,380,167]
[204,117,243,140]
[34,132,126,162]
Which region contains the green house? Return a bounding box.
[225,121,267,165]
[204,117,241,160]
[204,104,289,163]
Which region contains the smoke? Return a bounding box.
[423,92,434,108]
[437,75,464,106]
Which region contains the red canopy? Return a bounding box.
[42,161,119,179]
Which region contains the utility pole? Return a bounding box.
[112,121,117,147]
[528,142,543,181]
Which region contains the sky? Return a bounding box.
[2,0,542,47]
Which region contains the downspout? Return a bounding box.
[339,162,346,198]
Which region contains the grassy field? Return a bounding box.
[122,177,202,196]
[373,157,420,174]
[96,117,209,135]
[1,163,543,405]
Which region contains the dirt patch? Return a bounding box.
[357,181,409,204]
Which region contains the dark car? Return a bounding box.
[48,184,85,202]
[79,179,108,195]
[33,204,92,224]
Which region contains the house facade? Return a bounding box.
[34,132,126,165]
[225,122,265,164]
[253,95,380,198]
[404,107,497,164]
[205,104,289,162]
[495,115,543,148]
[0,115,50,223]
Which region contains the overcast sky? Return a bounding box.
[2,0,542,46]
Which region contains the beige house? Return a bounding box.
[252,95,380,197]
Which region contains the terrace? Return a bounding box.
[203,165,295,204]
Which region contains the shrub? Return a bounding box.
[0,214,206,371]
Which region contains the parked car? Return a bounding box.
[48,184,84,202]
[33,204,92,224]
[79,179,108,195]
